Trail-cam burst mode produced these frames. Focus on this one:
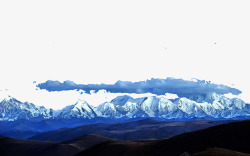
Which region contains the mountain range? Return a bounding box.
[28,119,233,142]
[0,134,114,156]
[1,119,250,156]
[0,92,249,155]
[0,92,249,122]
[76,119,250,156]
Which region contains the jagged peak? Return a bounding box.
[97,102,116,110]
[60,99,91,112]
[0,93,249,121]
[204,92,224,103]
[206,92,221,98]
[73,99,92,110]
[188,92,223,103]
[110,95,133,106]
[74,99,88,106]
[0,96,24,105]
[2,95,17,102]
[0,97,40,109]
[111,95,132,101]
[174,97,193,104]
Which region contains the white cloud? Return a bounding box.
[164,93,179,100]
[0,0,249,107]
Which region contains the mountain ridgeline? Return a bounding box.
[76,119,250,156]
[0,92,249,121]
[28,119,233,142]
[1,119,250,156]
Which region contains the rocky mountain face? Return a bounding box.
[55,100,97,119]
[0,93,249,121]
[94,93,249,119]
[0,97,53,121]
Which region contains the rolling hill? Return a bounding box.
[0,134,116,156]
[28,119,232,142]
[76,120,250,156]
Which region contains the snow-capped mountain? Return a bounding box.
[0,97,53,121]
[55,99,96,119]
[0,93,250,121]
[95,93,250,119]
[94,96,147,118]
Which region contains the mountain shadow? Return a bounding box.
[76,120,250,156]
[29,118,233,142]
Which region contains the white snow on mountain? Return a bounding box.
[0,93,250,121]
[55,99,96,119]
[0,96,53,121]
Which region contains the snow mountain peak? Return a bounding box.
[110,95,133,106]
[56,99,96,119]
[0,92,249,121]
[0,97,53,121]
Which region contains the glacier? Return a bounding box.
[0,92,250,121]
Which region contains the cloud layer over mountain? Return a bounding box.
[37,78,242,97]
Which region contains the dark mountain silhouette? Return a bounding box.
[0,118,103,139]
[0,129,40,139]
[192,148,250,156]
[0,135,78,156]
[28,118,232,142]
[1,119,250,156]
[0,134,117,156]
[62,134,115,150]
[76,120,250,156]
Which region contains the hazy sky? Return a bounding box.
[0,0,249,109]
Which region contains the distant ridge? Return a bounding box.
[28,119,233,142]
[76,120,250,156]
[62,134,115,150]
[0,92,250,121]
[0,134,117,156]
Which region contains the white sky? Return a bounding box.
[0,0,250,109]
